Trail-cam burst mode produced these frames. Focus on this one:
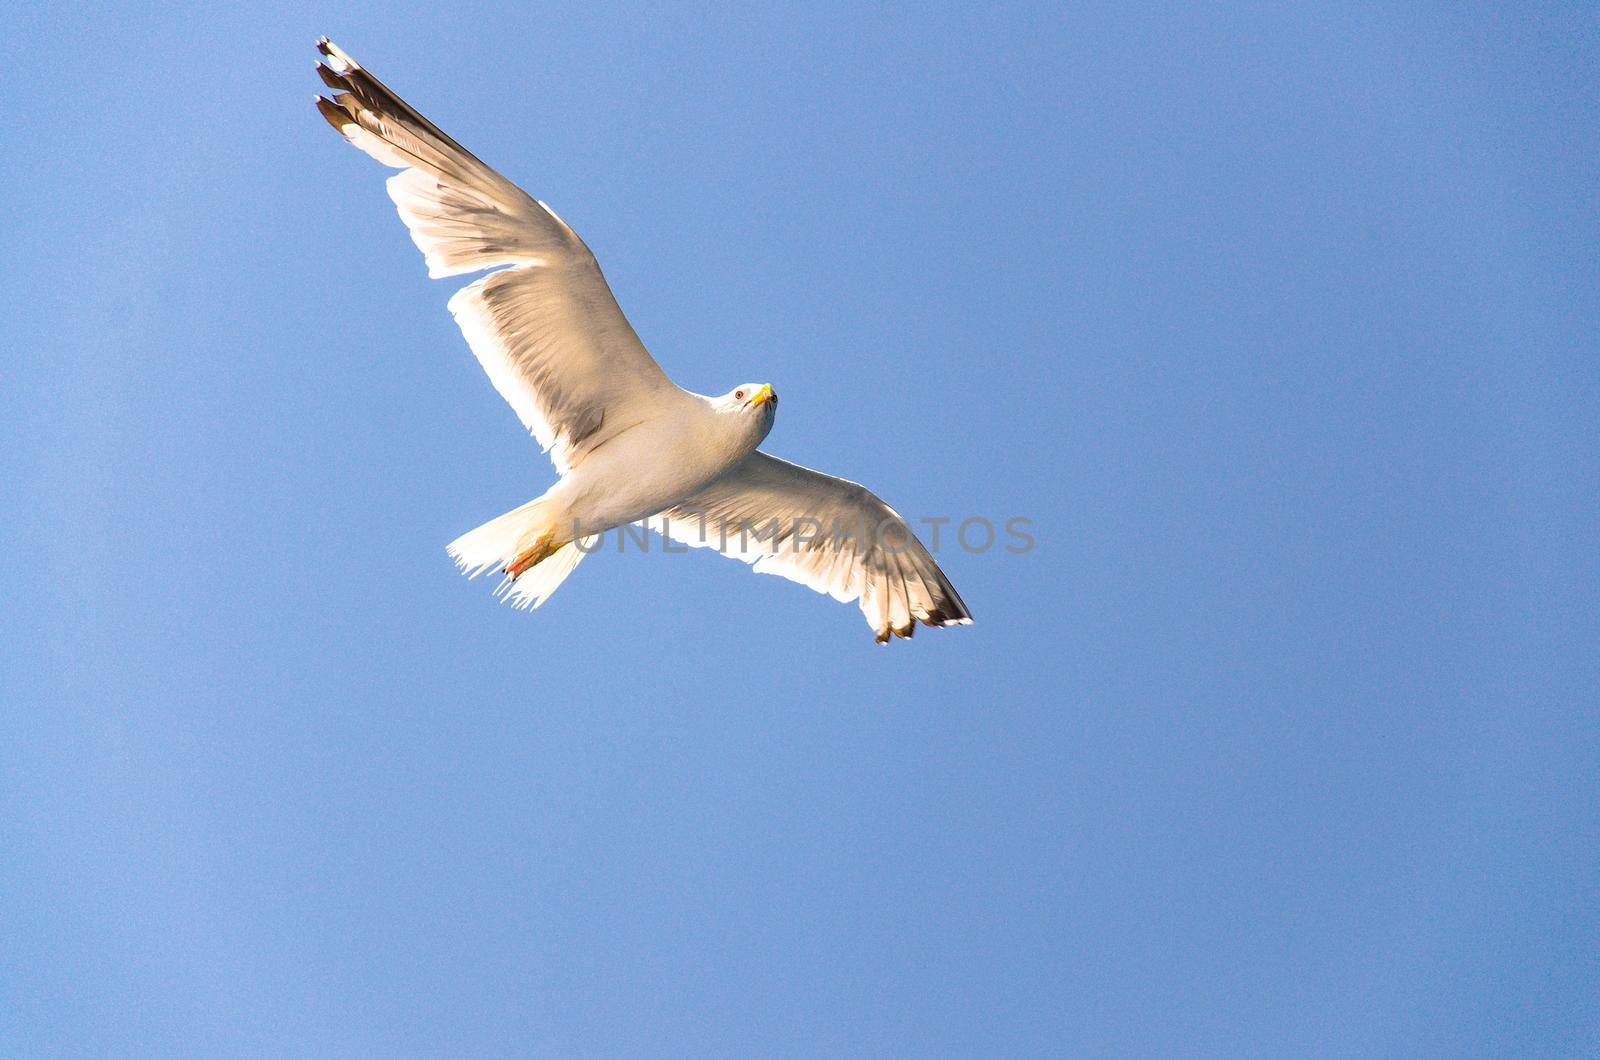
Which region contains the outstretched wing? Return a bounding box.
[649,452,972,642]
[314,38,683,474]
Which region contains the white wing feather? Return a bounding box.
[649,453,973,642]
[315,39,682,474]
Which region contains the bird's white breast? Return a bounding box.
[549,395,767,537]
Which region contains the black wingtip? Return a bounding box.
[316,62,348,91]
[315,38,361,72]
[315,95,352,132]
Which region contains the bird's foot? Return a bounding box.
[504,534,561,580]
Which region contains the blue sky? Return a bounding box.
[3,2,1596,1054]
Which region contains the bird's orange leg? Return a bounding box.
[504,533,562,580]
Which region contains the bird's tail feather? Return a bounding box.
[446,499,592,610]
[493,540,589,610]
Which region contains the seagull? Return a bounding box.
[313,39,971,642]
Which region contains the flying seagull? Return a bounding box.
[313,38,971,642]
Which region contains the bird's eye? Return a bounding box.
[735,389,745,400]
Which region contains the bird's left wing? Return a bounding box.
[649,452,972,642]
[314,39,683,474]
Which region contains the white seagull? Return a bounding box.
[314,39,971,642]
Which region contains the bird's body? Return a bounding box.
[314,38,971,641]
[521,388,775,543]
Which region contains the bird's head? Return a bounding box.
[724,382,778,421]
[724,383,777,412]
[713,382,778,452]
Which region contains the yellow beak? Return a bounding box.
[744,383,776,409]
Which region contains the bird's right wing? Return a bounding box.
[650,452,973,642]
[314,39,682,474]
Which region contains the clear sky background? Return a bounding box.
[3,2,1596,1055]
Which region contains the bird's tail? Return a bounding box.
[446,498,593,610]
